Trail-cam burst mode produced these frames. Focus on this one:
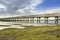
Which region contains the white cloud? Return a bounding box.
[2,0,14,4]
[0,4,7,13]
[0,4,5,8]
[0,0,44,16]
[0,0,60,17]
[2,0,60,17]
[17,0,44,15]
[30,0,43,7]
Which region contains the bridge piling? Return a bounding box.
[55,16,58,24]
[45,17,48,24]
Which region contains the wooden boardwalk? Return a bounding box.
[0,13,60,25]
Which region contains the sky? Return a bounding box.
[0,0,60,17]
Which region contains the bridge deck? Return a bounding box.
[0,13,60,25]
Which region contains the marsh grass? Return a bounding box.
[0,25,60,40]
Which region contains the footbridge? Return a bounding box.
[0,13,60,24]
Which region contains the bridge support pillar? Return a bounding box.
[45,17,48,24]
[37,17,40,23]
[27,18,29,23]
[39,17,41,23]
[29,17,34,23]
[55,16,58,24]
[29,18,30,23]
[31,17,34,23]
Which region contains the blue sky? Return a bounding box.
[36,0,60,11]
[0,0,60,17]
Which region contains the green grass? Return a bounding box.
[0,26,60,40]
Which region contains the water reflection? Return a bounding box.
[0,20,60,30]
[0,21,26,30]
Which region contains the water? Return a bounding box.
[0,20,60,30]
[0,21,26,30]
